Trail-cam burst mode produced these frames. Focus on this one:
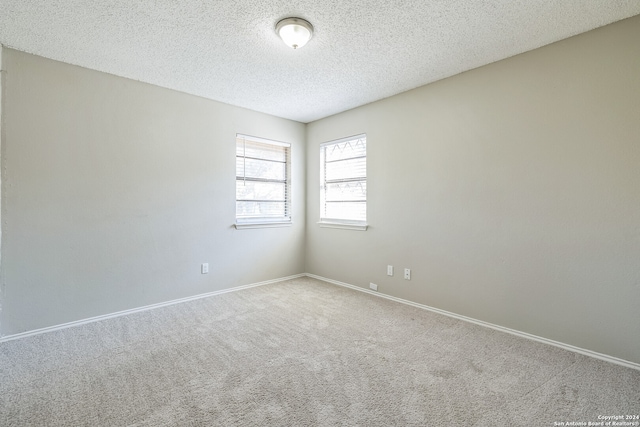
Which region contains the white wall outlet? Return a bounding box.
[201,263,209,274]
[404,268,411,280]
[387,265,394,276]
[369,282,378,291]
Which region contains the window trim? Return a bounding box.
[234,221,292,230]
[319,133,367,230]
[235,134,292,228]
[317,220,368,231]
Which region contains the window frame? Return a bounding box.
[235,134,292,229]
[319,134,368,231]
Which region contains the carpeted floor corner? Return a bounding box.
[1,277,638,426]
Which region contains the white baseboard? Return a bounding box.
[0,273,306,343]
[3,272,638,371]
[305,273,640,371]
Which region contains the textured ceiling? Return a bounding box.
[1,1,639,123]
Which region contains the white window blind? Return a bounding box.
[236,134,291,224]
[320,134,367,225]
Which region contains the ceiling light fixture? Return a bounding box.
[276,17,313,49]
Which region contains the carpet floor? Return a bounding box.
[0,277,638,426]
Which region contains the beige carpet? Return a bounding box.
[1,277,638,426]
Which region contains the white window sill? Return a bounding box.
[318,221,368,231]
[234,221,292,230]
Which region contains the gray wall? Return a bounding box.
[0,49,306,335]
[1,16,639,365]
[305,16,640,364]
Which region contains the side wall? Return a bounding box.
[0,46,4,328]
[0,49,306,335]
[306,16,640,363]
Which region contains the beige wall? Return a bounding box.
[0,49,306,335]
[306,16,640,363]
[0,46,3,322]
[1,16,638,365]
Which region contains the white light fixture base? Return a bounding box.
[276,17,314,49]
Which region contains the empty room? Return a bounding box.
[1,1,639,426]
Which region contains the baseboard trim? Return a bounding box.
[3,272,638,371]
[0,273,306,343]
[305,273,640,371]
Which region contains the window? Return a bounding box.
[235,134,291,228]
[319,134,367,230]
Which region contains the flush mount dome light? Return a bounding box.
[276,17,313,49]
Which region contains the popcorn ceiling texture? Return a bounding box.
[0,1,639,122]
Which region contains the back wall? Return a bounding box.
[305,16,640,364]
[0,48,306,335]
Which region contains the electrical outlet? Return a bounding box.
[369,282,378,291]
[404,268,411,280]
[387,265,394,276]
[201,263,209,274]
